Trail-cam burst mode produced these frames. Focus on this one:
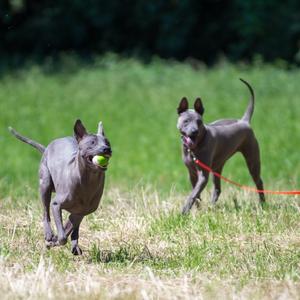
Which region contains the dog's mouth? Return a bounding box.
[182,135,197,148]
[87,154,111,171]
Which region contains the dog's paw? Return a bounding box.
[195,198,201,209]
[45,235,58,249]
[45,240,57,249]
[45,232,54,241]
[58,236,68,246]
[71,245,83,256]
[181,206,190,215]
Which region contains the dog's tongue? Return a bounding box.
[184,136,194,147]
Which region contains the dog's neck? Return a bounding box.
[74,152,104,182]
[197,126,207,146]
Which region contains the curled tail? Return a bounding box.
[240,78,255,123]
[8,127,45,153]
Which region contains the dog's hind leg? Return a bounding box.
[39,162,56,246]
[241,137,266,204]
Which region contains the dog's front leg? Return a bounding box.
[51,196,67,245]
[182,170,209,214]
[63,214,84,255]
[187,166,201,208]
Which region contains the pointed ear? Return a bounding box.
[177,97,189,114]
[74,119,87,142]
[194,98,204,115]
[97,121,105,136]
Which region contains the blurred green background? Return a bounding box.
[1,57,300,197]
[1,1,300,197]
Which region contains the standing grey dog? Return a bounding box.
[9,120,112,255]
[177,79,265,214]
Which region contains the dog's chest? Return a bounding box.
[62,175,105,215]
[183,151,194,166]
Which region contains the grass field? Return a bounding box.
[0,56,300,299]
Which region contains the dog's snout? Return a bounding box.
[101,146,112,155]
[190,130,198,140]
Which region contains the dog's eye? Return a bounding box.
[91,140,95,145]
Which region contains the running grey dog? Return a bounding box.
[9,120,112,255]
[177,79,265,214]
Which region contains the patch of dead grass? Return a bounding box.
[0,187,300,299]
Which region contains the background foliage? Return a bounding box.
[1,0,300,65]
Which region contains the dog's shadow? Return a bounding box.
[89,243,154,264]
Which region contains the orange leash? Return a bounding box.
[194,158,300,195]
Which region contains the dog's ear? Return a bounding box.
[97,121,105,136]
[74,119,87,142]
[194,98,204,115]
[177,97,189,114]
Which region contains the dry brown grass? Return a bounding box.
[0,187,300,299]
[1,258,299,300]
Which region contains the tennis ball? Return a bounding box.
[92,155,109,167]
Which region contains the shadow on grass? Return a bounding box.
[88,242,184,272]
[89,242,154,264]
[88,238,300,280]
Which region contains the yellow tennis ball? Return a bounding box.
[92,155,109,167]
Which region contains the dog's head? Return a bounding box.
[177,97,205,150]
[74,119,112,171]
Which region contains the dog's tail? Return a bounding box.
[240,78,255,123]
[8,127,45,153]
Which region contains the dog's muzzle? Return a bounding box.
[182,135,196,148]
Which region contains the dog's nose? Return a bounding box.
[190,130,198,140]
[101,146,112,155]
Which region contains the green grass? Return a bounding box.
[1,56,300,298]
